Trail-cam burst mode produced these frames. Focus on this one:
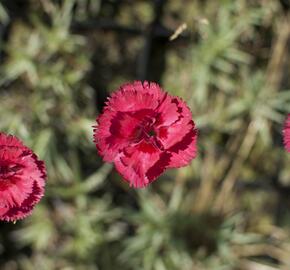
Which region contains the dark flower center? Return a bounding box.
[139,117,157,139]
[135,116,165,151]
[148,130,156,137]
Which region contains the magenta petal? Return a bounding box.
[94,110,134,162]
[156,94,180,127]
[167,123,198,168]
[115,144,162,188]
[146,152,172,181]
[157,97,194,150]
[109,85,159,112]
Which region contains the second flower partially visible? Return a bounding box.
[283,114,290,152]
[94,81,198,188]
[0,133,47,222]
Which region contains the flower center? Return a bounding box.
[148,129,156,137]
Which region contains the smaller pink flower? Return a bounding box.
[0,133,47,222]
[283,114,290,152]
[93,81,198,188]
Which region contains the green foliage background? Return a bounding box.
[0,0,290,269]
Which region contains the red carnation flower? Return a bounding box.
[283,114,290,152]
[93,81,198,188]
[0,133,46,222]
